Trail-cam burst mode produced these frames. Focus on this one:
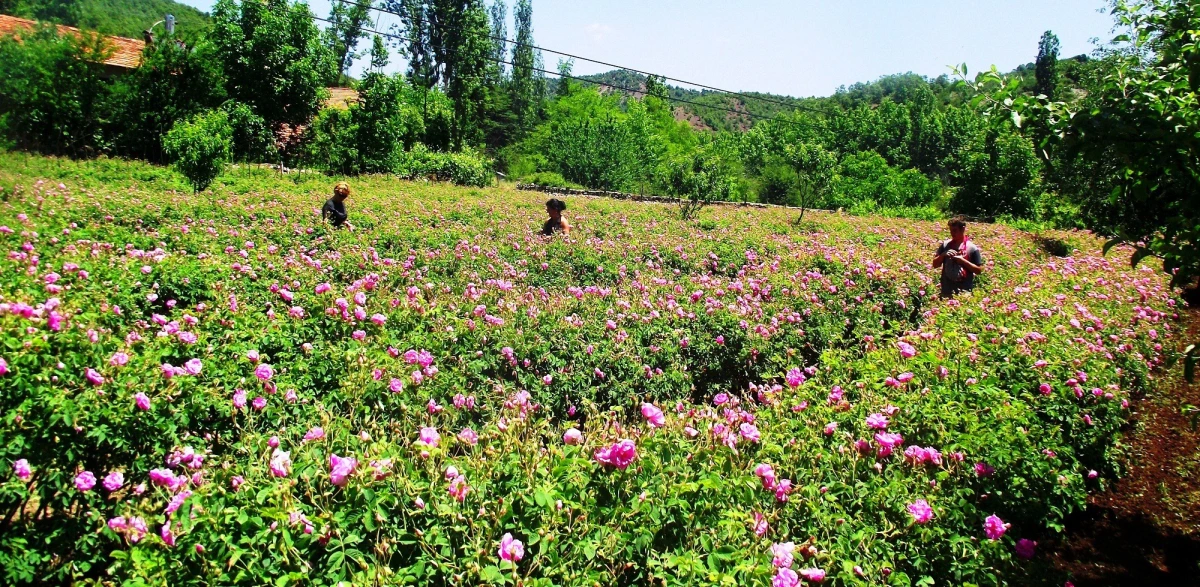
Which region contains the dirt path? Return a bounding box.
[1046,313,1200,586]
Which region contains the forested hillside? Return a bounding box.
[1,0,209,38]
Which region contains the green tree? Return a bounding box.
[488,0,507,81]
[108,34,227,162]
[369,34,389,71]
[222,100,276,163]
[325,0,374,83]
[210,0,336,129]
[388,0,437,89]
[782,141,836,223]
[163,109,232,192]
[668,142,738,220]
[0,25,114,156]
[1035,30,1061,99]
[509,0,539,129]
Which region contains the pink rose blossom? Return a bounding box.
[563,428,583,445]
[908,499,933,524]
[85,368,104,386]
[458,428,479,446]
[418,427,440,448]
[498,532,525,562]
[13,459,31,481]
[134,392,151,411]
[771,542,795,568]
[103,471,124,492]
[798,568,826,583]
[641,403,665,428]
[773,568,799,587]
[984,514,1009,540]
[1015,538,1037,559]
[74,470,96,491]
[254,364,273,381]
[269,449,291,477]
[329,453,358,487]
[593,439,637,470]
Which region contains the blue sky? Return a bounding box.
[172,0,1117,97]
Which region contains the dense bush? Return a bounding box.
[0,153,1181,585]
[829,151,944,210]
[107,34,227,162]
[521,171,583,190]
[209,0,335,129]
[394,144,493,187]
[162,109,233,192]
[0,26,114,156]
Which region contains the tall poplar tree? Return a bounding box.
[1035,30,1060,99]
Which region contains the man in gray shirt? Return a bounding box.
[932,216,983,297]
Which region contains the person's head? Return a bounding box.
[948,216,967,239]
[333,182,351,202]
[545,198,566,218]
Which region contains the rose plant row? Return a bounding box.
[0,153,1180,585]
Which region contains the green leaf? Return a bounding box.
[1130,247,1153,268]
[479,565,506,583]
[1102,237,1123,256]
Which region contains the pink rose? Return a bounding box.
[498,532,525,562]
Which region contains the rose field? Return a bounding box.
[0,151,1183,586]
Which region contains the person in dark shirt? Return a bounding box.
[932,216,984,297]
[541,198,571,236]
[322,182,351,229]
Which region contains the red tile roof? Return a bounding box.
[0,14,144,70]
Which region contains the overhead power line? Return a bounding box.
[327,0,827,116]
[313,15,815,127]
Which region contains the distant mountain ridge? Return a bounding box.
[2,0,210,39]
[573,69,815,132]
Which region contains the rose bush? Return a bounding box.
[0,152,1180,585]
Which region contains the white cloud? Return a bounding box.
[584,23,613,42]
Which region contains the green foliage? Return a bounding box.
[0,25,114,156]
[1035,30,1061,99]
[210,0,335,128]
[304,73,424,174]
[830,151,943,209]
[0,152,1178,586]
[948,128,1043,219]
[668,142,739,219]
[522,171,583,190]
[324,0,373,83]
[108,34,227,162]
[8,0,210,39]
[394,143,492,186]
[221,101,276,162]
[162,109,232,192]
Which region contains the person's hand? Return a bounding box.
[945,249,960,258]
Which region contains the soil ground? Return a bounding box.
[1046,311,1200,586]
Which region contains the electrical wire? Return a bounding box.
[326,0,828,116]
[312,15,818,127]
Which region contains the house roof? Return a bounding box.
[0,14,144,70]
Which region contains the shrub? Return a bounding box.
[162,110,233,192]
[523,171,583,190]
[395,144,493,187]
[107,34,227,162]
[831,151,943,209]
[0,25,114,156]
[0,153,1179,586]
